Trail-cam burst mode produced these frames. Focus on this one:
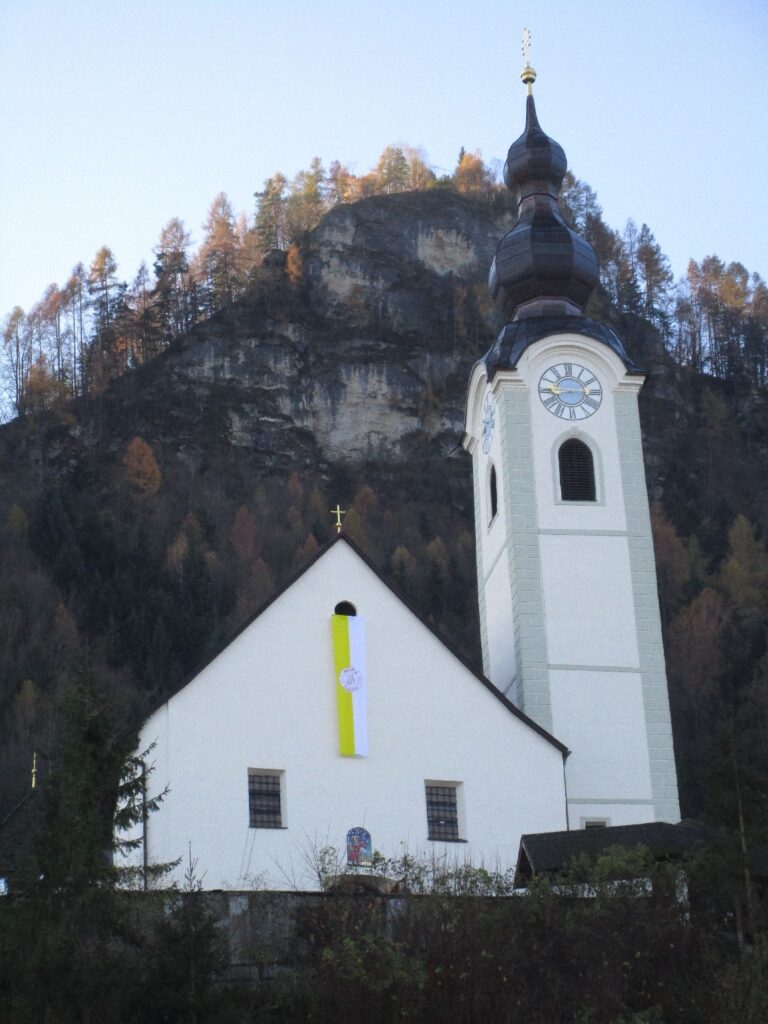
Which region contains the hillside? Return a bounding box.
[1,188,767,826]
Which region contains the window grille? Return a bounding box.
[489,465,498,522]
[426,784,460,841]
[559,439,596,501]
[248,771,282,828]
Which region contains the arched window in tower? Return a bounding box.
[489,464,498,524]
[558,439,596,502]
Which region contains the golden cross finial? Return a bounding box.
[330,504,347,533]
[31,751,38,790]
[521,27,537,94]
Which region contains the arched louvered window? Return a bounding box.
[489,465,498,523]
[559,439,596,502]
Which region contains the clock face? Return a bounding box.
[481,390,495,454]
[538,362,603,420]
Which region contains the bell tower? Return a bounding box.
[463,52,680,827]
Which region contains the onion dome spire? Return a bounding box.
[489,38,599,321]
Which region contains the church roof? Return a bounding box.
[132,532,569,757]
[483,314,644,378]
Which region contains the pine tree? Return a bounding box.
[198,193,241,311]
[1,306,32,414]
[374,145,410,194]
[636,222,672,328]
[153,217,194,343]
[86,245,126,389]
[327,160,358,205]
[0,666,174,1021]
[64,263,87,396]
[255,173,288,253]
[285,157,327,241]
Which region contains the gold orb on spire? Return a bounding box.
[521,26,536,94]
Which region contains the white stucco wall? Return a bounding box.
[124,540,567,889]
[550,669,653,803]
[540,534,639,668]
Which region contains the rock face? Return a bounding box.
[111,191,516,468]
[104,187,687,496]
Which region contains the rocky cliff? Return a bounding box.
[58,191,516,470]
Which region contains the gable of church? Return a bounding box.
[127,536,568,889]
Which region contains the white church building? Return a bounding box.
[121,70,680,890]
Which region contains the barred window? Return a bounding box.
[425,783,461,841]
[559,439,596,501]
[248,771,283,828]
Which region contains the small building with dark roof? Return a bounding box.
[515,821,708,885]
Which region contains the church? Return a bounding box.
[120,64,680,890]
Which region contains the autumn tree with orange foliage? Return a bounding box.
[122,437,162,495]
[454,149,494,193]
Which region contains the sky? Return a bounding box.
[1,0,767,319]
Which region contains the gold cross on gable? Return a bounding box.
[330,504,347,533]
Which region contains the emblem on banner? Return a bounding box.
[339,666,362,691]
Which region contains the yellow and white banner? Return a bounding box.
[331,614,368,757]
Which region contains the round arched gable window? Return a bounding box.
[334,601,357,616]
